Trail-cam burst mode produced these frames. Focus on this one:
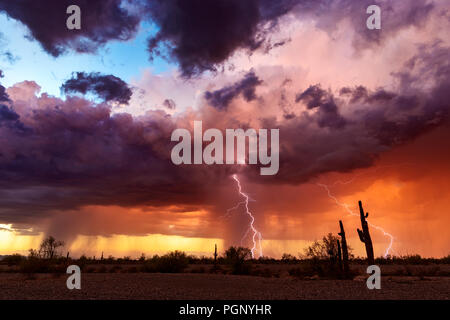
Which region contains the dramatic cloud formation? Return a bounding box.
[295,85,347,129]
[0,0,140,56]
[145,0,436,76]
[271,42,450,184]
[61,72,133,104]
[1,40,449,226]
[0,83,8,102]
[205,71,263,110]
[145,0,297,76]
[0,0,437,76]
[0,0,449,257]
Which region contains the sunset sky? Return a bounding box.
[0,0,449,259]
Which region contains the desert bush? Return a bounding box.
[142,251,189,273]
[289,259,356,280]
[304,233,354,260]
[19,257,66,275]
[419,266,440,277]
[20,258,52,274]
[3,254,25,266]
[224,246,252,275]
[281,253,297,264]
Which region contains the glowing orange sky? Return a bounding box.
[2,124,449,258]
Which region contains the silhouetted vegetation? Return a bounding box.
[142,251,189,273]
[224,246,252,275]
[1,235,449,281]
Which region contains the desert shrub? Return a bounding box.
[281,253,297,264]
[142,251,189,273]
[398,254,424,265]
[419,266,440,277]
[224,246,252,275]
[3,254,26,266]
[77,255,89,270]
[19,257,66,275]
[289,259,356,280]
[442,255,450,264]
[304,233,354,260]
[20,257,50,274]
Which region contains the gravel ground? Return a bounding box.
[0,273,448,300]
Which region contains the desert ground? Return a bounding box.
[0,264,448,300]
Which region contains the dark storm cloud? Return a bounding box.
[0,105,18,121]
[0,84,8,102]
[340,86,396,104]
[145,0,435,77]
[296,85,347,129]
[145,0,298,77]
[0,0,140,56]
[0,42,448,219]
[205,71,263,110]
[61,72,133,104]
[0,82,29,133]
[0,0,436,77]
[0,0,447,240]
[0,88,232,229]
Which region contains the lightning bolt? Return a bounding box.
[317,182,394,257]
[228,174,263,258]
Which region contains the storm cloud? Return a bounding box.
[0,0,449,251]
[205,71,263,110]
[61,72,133,104]
[0,0,140,56]
[145,0,298,77]
[0,41,449,223]
[0,0,437,76]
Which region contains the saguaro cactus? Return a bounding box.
[214,244,218,265]
[337,239,343,272]
[357,200,375,265]
[338,220,349,274]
